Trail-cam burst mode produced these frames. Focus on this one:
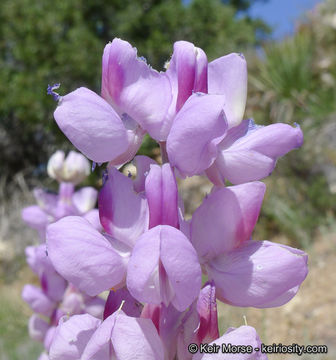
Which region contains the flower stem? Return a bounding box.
[160,142,169,164]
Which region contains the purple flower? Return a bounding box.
[22,285,56,317]
[47,162,202,311]
[22,182,98,240]
[163,41,208,137]
[28,314,49,342]
[190,181,308,308]
[167,117,303,181]
[54,39,172,163]
[49,314,101,360]
[162,41,247,142]
[126,225,202,311]
[205,119,304,185]
[25,244,67,302]
[47,216,129,296]
[80,311,165,360]
[166,92,228,176]
[98,166,149,247]
[177,282,219,360]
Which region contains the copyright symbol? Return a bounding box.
[188,343,198,354]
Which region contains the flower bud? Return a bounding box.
[47,150,90,184]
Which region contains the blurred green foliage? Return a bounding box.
[0,0,268,179]
[248,0,336,247]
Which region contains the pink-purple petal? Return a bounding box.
[82,311,165,360]
[98,168,149,247]
[101,38,172,141]
[127,225,202,311]
[72,187,98,214]
[208,53,247,127]
[192,325,268,360]
[47,216,127,296]
[212,123,304,185]
[28,314,49,342]
[166,93,228,176]
[49,314,101,360]
[191,182,266,261]
[133,155,157,193]
[54,87,129,163]
[207,240,308,308]
[22,285,56,317]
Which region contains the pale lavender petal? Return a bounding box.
[22,205,49,238]
[99,168,149,247]
[232,122,304,158]
[107,117,146,167]
[28,314,49,342]
[112,312,165,360]
[72,187,98,214]
[191,182,265,262]
[166,93,227,177]
[160,226,202,311]
[25,245,46,275]
[33,188,58,215]
[217,118,250,149]
[211,149,275,185]
[207,240,308,308]
[82,311,165,360]
[103,288,142,319]
[44,326,57,353]
[25,245,67,302]
[126,227,161,305]
[208,53,247,127]
[49,314,101,360]
[41,267,67,303]
[83,209,103,231]
[22,285,56,317]
[84,296,106,319]
[61,292,83,315]
[133,155,157,193]
[38,352,50,360]
[101,38,172,141]
[145,164,179,228]
[47,216,128,296]
[54,87,129,163]
[212,123,304,185]
[193,325,268,360]
[127,225,202,311]
[258,285,300,308]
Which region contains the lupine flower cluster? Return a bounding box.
[25,38,308,360]
[22,151,105,359]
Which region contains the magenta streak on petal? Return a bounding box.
[101,43,124,108]
[196,282,219,344]
[176,61,196,113]
[146,164,179,229]
[40,272,48,294]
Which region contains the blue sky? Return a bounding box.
[249,0,322,39]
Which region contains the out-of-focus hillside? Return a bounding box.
[245,0,336,247]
